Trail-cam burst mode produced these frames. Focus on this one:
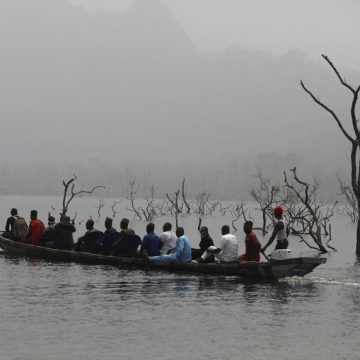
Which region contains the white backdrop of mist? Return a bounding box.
[0,0,359,200]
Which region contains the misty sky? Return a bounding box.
[0,0,359,198]
[69,0,360,71]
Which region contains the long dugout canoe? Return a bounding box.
[0,236,326,279]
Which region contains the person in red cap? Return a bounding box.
[261,206,288,253]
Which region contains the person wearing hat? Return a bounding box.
[25,210,45,245]
[40,215,56,247]
[75,219,103,253]
[261,206,288,253]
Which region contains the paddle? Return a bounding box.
[261,250,271,262]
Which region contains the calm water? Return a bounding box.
[0,195,359,360]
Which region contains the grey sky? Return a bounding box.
[69,0,360,71]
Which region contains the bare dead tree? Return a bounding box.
[250,168,282,236]
[94,198,105,223]
[337,175,359,222]
[283,168,329,253]
[301,54,360,255]
[126,180,142,221]
[111,200,122,218]
[181,178,191,214]
[60,176,105,220]
[229,202,252,232]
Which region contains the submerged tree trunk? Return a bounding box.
[357,214,360,257]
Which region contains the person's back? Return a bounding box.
[52,216,76,250]
[115,234,141,257]
[141,223,161,256]
[99,217,119,255]
[174,230,192,262]
[40,216,56,247]
[114,218,140,257]
[76,219,103,253]
[5,208,28,242]
[218,233,238,262]
[159,223,177,254]
[25,210,45,245]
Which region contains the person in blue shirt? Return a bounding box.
[140,222,161,257]
[145,227,192,263]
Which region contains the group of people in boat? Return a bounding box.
[2,206,288,263]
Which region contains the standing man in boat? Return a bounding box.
[261,206,288,253]
[25,210,45,245]
[194,225,238,263]
[238,221,261,263]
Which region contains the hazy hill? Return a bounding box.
[0,0,358,198]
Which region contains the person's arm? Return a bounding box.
[261,221,283,253]
[5,217,12,232]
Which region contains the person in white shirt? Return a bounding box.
[195,225,238,263]
[159,222,178,254]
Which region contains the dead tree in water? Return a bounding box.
[60,176,105,220]
[126,180,142,221]
[283,168,332,253]
[250,168,281,236]
[337,175,359,222]
[181,178,191,214]
[301,54,360,255]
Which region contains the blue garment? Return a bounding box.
[142,232,161,256]
[149,235,192,263]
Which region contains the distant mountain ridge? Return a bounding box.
[0,0,358,198]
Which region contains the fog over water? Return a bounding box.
[1,0,359,199]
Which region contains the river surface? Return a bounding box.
[0,195,359,360]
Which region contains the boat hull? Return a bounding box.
[0,236,326,279]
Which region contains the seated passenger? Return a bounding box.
[140,222,161,257]
[238,221,261,263]
[4,208,28,242]
[194,225,238,263]
[146,227,192,263]
[50,216,76,250]
[113,218,141,257]
[75,219,103,253]
[98,217,119,256]
[39,215,56,247]
[191,226,215,262]
[159,222,177,254]
[25,210,45,245]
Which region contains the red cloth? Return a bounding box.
[239,231,261,262]
[26,219,45,245]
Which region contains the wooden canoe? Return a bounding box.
[0,236,326,279]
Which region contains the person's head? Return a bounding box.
[62,216,70,224]
[30,210,38,220]
[146,222,155,233]
[48,215,55,226]
[86,219,94,230]
[120,218,129,230]
[273,206,284,219]
[176,227,184,237]
[243,221,253,235]
[163,222,172,232]
[104,217,113,230]
[221,225,230,235]
[11,208,18,216]
[200,226,208,238]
